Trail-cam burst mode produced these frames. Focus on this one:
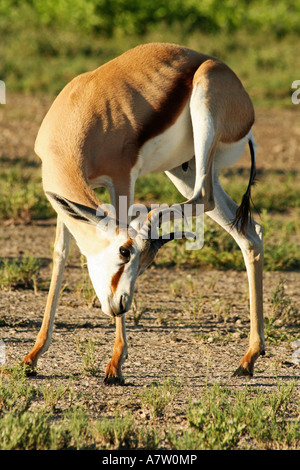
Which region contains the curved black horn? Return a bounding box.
[151,231,196,255]
[137,204,186,240]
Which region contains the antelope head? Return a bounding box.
[47,192,194,318]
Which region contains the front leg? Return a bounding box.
[104,315,128,385]
[23,217,70,374]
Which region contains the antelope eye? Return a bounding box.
[119,246,130,260]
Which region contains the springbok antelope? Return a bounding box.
[22,43,264,384]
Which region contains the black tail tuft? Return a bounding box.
[231,138,257,234]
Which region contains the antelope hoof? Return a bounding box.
[232,347,265,377]
[104,375,125,386]
[104,361,124,386]
[22,359,37,377]
[232,365,253,377]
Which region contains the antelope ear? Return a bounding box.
[46,191,107,226]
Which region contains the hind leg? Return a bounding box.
[187,83,218,211]
[207,176,265,376]
[187,58,255,212]
[166,159,264,376]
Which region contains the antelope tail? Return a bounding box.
[231,137,257,234]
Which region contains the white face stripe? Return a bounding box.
[86,234,142,317]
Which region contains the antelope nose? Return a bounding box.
[120,294,131,315]
[112,294,128,316]
[119,295,126,314]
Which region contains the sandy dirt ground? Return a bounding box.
[0,95,299,448]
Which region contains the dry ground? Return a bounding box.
[0,95,299,447]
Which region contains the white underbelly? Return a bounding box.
[135,100,194,177]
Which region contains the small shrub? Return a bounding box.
[0,256,42,291]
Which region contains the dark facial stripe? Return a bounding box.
[111,265,125,294]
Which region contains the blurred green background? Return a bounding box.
[1,0,300,106]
